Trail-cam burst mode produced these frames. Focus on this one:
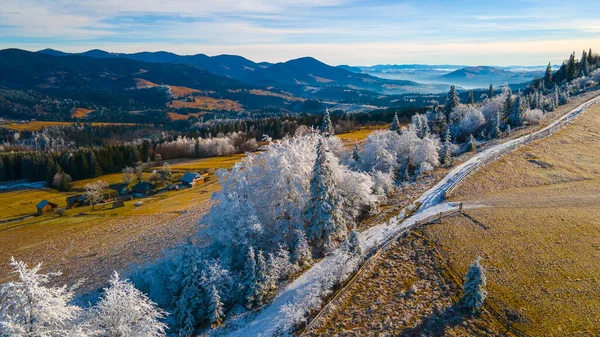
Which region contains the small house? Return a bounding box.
[132,181,156,195]
[36,200,57,214]
[66,194,87,209]
[180,172,205,186]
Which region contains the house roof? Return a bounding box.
[36,199,57,209]
[180,172,201,183]
[132,181,155,192]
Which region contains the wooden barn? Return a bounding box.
[36,200,58,214]
[132,181,156,195]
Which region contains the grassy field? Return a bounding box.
[0,153,244,288]
[168,96,243,111]
[337,125,389,147]
[423,101,600,336]
[1,121,136,131]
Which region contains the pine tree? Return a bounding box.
[567,52,577,82]
[462,257,487,313]
[321,108,335,137]
[242,246,257,308]
[440,128,452,166]
[489,111,501,139]
[444,85,460,119]
[580,50,589,77]
[503,87,514,120]
[544,62,553,84]
[488,84,494,99]
[352,144,360,163]
[466,134,476,152]
[468,90,474,104]
[347,230,363,257]
[172,244,205,336]
[390,112,400,132]
[291,229,313,268]
[252,250,269,306]
[305,139,340,250]
[399,164,410,182]
[207,284,223,328]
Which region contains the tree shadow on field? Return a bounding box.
[401,302,470,336]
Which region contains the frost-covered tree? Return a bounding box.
[390,112,401,132]
[134,161,146,181]
[439,128,453,166]
[305,139,341,250]
[122,166,134,185]
[346,230,363,257]
[84,180,108,209]
[466,134,476,152]
[503,86,514,120]
[171,244,205,336]
[488,84,494,99]
[321,108,335,137]
[291,229,313,268]
[242,246,257,308]
[91,272,167,337]
[410,136,440,168]
[0,258,83,337]
[160,162,172,185]
[207,284,223,328]
[53,170,72,192]
[462,257,487,313]
[488,111,501,139]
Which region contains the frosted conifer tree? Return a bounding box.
[503,86,514,119]
[390,112,401,132]
[252,250,269,306]
[242,246,257,308]
[91,272,167,337]
[207,284,223,328]
[466,134,476,152]
[489,111,501,139]
[347,230,363,257]
[488,84,494,99]
[0,258,83,337]
[444,85,460,119]
[305,139,341,250]
[468,90,474,104]
[321,108,335,137]
[291,229,313,268]
[440,128,452,166]
[172,244,205,336]
[462,257,487,313]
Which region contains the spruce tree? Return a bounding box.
[488,84,494,99]
[544,62,553,84]
[440,128,452,166]
[321,108,335,137]
[305,139,340,250]
[468,90,474,104]
[462,257,487,313]
[503,87,514,119]
[390,112,400,132]
[489,111,501,139]
[347,230,363,257]
[580,50,589,77]
[242,246,257,308]
[172,244,205,336]
[292,229,313,268]
[466,134,476,152]
[444,85,460,119]
[207,284,223,328]
[567,52,577,82]
[352,144,360,163]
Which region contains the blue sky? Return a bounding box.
[0,0,598,66]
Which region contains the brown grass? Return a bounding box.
[167,112,200,121]
[168,97,243,111]
[71,108,93,118]
[423,99,600,336]
[1,121,136,131]
[337,125,390,147]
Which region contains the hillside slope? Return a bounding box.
[424,97,600,336]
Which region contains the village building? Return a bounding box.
[36,200,58,214]
[180,172,206,187]
[132,181,156,195]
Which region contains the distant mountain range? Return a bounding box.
[37,49,449,95]
[338,64,546,89]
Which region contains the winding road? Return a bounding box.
[216,93,600,337]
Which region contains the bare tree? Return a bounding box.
[135,161,146,181]
[122,166,135,185]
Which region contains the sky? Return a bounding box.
[0,0,599,66]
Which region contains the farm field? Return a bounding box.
[71,107,94,118]
[0,153,245,289]
[337,124,389,147]
[423,102,600,336]
[1,121,136,131]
